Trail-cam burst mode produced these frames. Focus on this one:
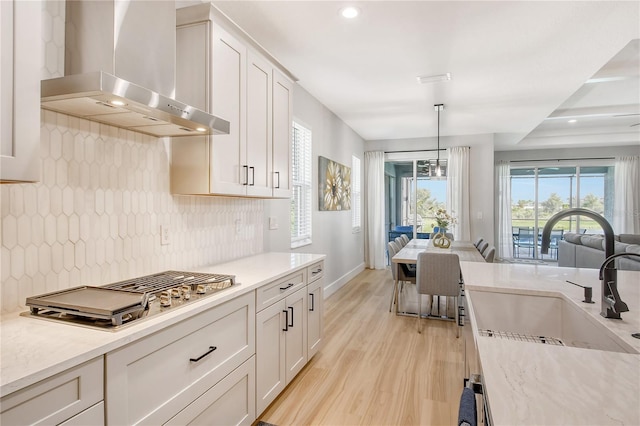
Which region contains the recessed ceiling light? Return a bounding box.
[110,100,126,106]
[568,119,577,123]
[417,73,452,84]
[340,6,360,19]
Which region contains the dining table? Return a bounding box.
[390,238,486,317]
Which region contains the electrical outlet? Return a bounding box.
[269,217,279,230]
[161,225,170,245]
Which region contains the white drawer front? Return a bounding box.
[256,270,305,312]
[0,357,103,426]
[106,292,255,425]
[59,401,104,426]
[165,356,256,426]
[306,260,324,283]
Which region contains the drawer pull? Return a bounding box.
[288,306,294,327]
[312,268,322,275]
[249,166,255,186]
[283,310,289,331]
[275,171,280,189]
[190,346,217,363]
[279,283,294,291]
[243,165,248,185]
[309,293,315,311]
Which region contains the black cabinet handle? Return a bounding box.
[312,268,322,275]
[279,283,294,291]
[288,306,294,327]
[243,165,248,185]
[249,167,255,186]
[282,310,289,331]
[309,293,315,312]
[190,346,217,363]
[275,171,280,189]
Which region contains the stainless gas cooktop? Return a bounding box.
[24,271,237,331]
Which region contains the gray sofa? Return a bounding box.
[558,233,640,271]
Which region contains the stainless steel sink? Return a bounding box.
[468,290,637,354]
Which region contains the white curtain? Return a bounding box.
[364,151,386,269]
[613,155,640,234]
[495,161,513,259]
[446,147,470,241]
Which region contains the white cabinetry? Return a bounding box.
[255,272,309,414]
[105,292,255,425]
[272,69,293,198]
[171,4,292,198]
[0,0,41,183]
[0,357,104,425]
[306,260,325,359]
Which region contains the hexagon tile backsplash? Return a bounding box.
[0,111,264,314]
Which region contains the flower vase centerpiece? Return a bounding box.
[431,208,457,248]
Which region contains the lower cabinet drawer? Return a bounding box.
[59,401,105,426]
[0,357,103,426]
[165,356,256,426]
[306,260,324,283]
[256,270,305,312]
[106,292,255,425]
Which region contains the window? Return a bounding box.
[291,121,312,248]
[352,155,361,232]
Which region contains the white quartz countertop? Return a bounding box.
[0,252,325,398]
[460,262,640,425]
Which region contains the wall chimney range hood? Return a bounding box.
[41,0,229,138]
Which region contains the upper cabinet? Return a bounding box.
[1,0,41,184]
[171,4,293,199]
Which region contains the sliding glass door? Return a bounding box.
[510,164,613,259]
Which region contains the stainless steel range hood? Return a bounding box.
[41,0,229,137]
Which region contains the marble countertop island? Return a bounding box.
[0,252,325,398]
[460,262,640,425]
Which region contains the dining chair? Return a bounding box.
[514,227,535,258]
[415,252,461,336]
[483,246,495,263]
[400,234,410,246]
[477,241,489,255]
[473,237,483,248]
[395,236,407,248]
[387,241,416,312]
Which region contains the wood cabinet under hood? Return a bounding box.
[171,4,293,199]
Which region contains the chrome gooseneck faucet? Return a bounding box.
[540,208,627,319]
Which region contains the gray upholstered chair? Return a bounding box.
[387,241,416,312]
[473,237,483,248]
[415,252,461,336]
[400,234,410,246]
[395,236,406,248]
[477,241,489,255]
[483,246,495,263]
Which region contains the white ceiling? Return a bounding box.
[204,1,640,151]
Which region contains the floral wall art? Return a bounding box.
[319,156,351,211]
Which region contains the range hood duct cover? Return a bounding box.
[41,0,229,137]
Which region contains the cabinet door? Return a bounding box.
[1,0,40,183]
[285,287,308,383]
[209,24,247,196]
[307,277,324,359]
[246,52,273,197]
[271,69,292,198]
[256,299,286,414]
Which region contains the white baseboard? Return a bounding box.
[324,262,365,299]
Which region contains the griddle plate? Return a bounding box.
[26,286,145,316]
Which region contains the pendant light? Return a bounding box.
[432,103,446,178]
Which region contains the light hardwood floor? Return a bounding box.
[257,268,465,426]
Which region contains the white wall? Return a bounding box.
[264,85,366,298]
[366,134,495,246]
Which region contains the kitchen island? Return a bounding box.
[461,262,640,425]
[0,252,325,425]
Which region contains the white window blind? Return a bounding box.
[291,122,312,247]
[352,155,361,231]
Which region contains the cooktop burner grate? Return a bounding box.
[101,270,235,294]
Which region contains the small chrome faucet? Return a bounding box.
[540,208,625,319]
